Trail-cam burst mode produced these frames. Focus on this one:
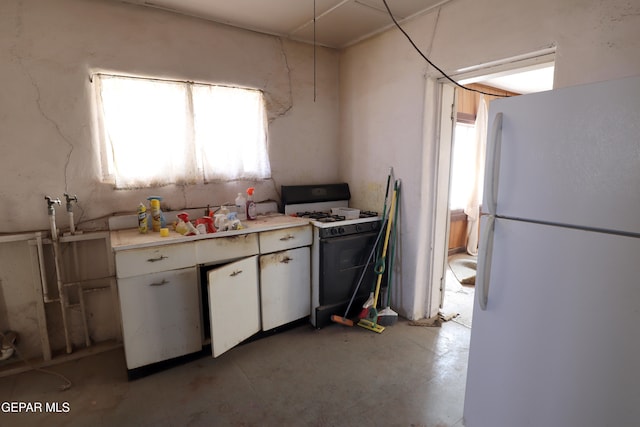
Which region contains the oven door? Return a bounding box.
[317,230,379,326]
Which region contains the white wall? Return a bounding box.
[0,0,340,234]
[339,0,640,320]
[0,0,340,358]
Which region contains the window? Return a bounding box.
[94,74,271,188]
[449,122,479,210]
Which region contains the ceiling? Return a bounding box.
[117,0,554,94]
[119,0,450,48]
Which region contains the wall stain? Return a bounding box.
[264,37,293,124]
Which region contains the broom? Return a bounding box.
[359,168,393,318]
[357,181,398,333]
[378,179,401,326]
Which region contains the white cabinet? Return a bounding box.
[117,267,201,369]
[259,247,310,330]
[112,218,312,368]
[258,225,312,330]
[208,256,260,357]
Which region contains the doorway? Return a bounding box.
[437,57,556,328]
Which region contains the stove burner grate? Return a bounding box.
[295,211,346,221]
[359,211,378,218]
[294,210,378,222]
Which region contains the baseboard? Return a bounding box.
[448,247,466,256]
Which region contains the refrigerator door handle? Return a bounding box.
[484,112,503,215]
[477,215,495,311]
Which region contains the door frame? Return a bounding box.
[426,83,456,316]
[427,48,556,317]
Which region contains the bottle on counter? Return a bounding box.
[235,192,247,220]
[175,212,190,235]
[147,196,165,232]
[246,187,257,220]
[177,212,199,235]
[137,203,148,234]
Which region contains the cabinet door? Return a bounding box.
[259,247,310,330]
[208,256,260,357]
[118,267,201,369]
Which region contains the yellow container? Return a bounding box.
[149,198,162,232]
[137,203,148,234]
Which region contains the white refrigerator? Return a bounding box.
[463,75,640,427]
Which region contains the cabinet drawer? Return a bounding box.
[259,225,312,253]
[195,233,259,265]
[117,267,201,369]
[115,242,195,278]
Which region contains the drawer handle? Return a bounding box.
[279,234,295,241]
[281,256,293,264]
[230,270,243,277]
[149,279,169,287]
[147,255,168,263]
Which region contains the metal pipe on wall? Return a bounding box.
[52,239,72,354]
[35,233,52,303]
[45,196,73,354]
[65,193,91,348]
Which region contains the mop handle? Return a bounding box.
[386,180,401,306]
[372,185,398,307]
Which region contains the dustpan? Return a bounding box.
[377,306,398,326]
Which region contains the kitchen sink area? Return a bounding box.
[110,211,313,376]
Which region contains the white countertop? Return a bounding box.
[110,214,310,251]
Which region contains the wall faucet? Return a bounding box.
[64,193,78,212]
[45,196,61,240]
[63,193,79,234]
[45,196,61,215]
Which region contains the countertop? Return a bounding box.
[110,214,310,251]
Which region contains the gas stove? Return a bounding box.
[281,183,383,328]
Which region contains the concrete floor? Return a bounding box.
[442,261,476,329]
[0,316,470,427]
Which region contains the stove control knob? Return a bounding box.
[331,228,338,235]
[338,227,345,235]
[355,224,362,232]
[370,222,379,231]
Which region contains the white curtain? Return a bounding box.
[193,85,270,182]
[97,76,193,188]
[464,96,488,256]
[96,74,271,188]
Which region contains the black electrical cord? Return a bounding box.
[381,0,510,98]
